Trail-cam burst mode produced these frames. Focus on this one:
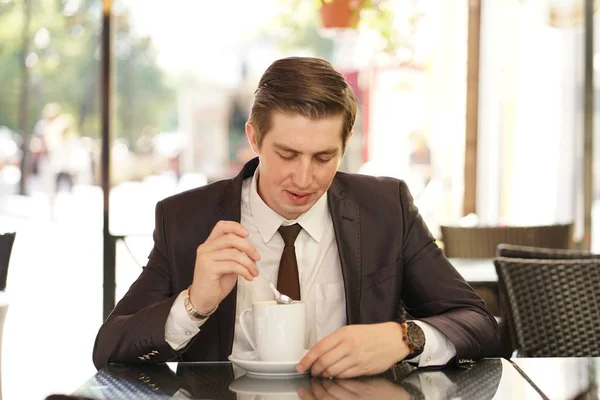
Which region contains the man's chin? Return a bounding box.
[280,203,314,219]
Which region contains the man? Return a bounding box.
[93,57,499,377]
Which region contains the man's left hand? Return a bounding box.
[297,322,410,378]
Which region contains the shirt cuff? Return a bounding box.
[164,290,208,351]
[406,320,456,367]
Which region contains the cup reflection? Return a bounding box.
[229,359,503,400]
[229,375,413,400]
[229,374,312,399]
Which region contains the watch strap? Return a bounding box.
[401,321,425,357]
[183,286,218,320]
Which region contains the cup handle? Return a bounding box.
[239,308,257,351]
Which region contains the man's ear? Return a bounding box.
[245,121,259,155]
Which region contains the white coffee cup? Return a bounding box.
[239,300,306,362]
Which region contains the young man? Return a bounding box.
[93,57,499,378]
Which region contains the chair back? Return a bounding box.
[496,243,600,260]
[494,257,600,357]
[441,224,573,258]
[0,233,16,291]
[494,244,600,358]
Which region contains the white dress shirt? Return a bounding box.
[164,171,456,367]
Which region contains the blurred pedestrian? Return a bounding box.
[40,111,81,219]
[31,103,62,176]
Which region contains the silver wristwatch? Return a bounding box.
[184,286,218,320]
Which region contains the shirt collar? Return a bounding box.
[249,168,328,244]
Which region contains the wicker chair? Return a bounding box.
[441,223,573,259]
[0,232,14,400]
[494,257,600,357]
[496,243,600,260]
[495,244,600,358]
[0,232,15,291]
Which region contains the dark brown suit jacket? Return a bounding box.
[92,157,499,369]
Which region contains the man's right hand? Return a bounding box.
[188,221,260,314]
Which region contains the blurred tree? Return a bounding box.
[269,0,425,63]
[0,0,24,131]
[0,0,175,142]
[260,0,334,59]
[114,12,176,146]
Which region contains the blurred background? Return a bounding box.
[0,0,599,398]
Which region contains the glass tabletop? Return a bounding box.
[68,358,547,399]
[448,258,498,283]
[511,358,600,400]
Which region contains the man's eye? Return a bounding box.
[279,153,295,160]
[316,157,332,163]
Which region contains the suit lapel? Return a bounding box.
[328,176,362,324]
[211,157,260,358]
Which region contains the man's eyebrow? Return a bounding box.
[314,148,339,156]
[273,143,339,156]
[273,143,298,153]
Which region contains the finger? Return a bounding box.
[319,379,358,400]
[335,365,365,379]
[216,261,255,281]
[211,249,258,277]
[322,356,360,379]
[321,378,336,388]
[332,379,369,394]
[207,220,248,241]
[310,379,338,400]
[203,233,261,261]
[298,331,344,373]
[297,387,317,400]
[310,342,350,377]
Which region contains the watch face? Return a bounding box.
[407,323,426,349]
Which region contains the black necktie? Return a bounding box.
[276,224,302,300]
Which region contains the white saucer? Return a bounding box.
[228,350,309,377]
[229,374,312,395]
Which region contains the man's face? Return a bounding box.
[246,112,347,220]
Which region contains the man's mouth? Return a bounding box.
[286,190,312,204]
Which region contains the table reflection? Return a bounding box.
[70,358,538,400]
[511,358,600,400]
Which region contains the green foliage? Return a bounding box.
[260,0,334,58]
[272,0,422,56]
[0,0,175,144]
[0,1,24,130]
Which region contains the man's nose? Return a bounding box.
[293,159,312,188]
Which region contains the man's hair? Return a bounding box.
[249,57,357,150]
